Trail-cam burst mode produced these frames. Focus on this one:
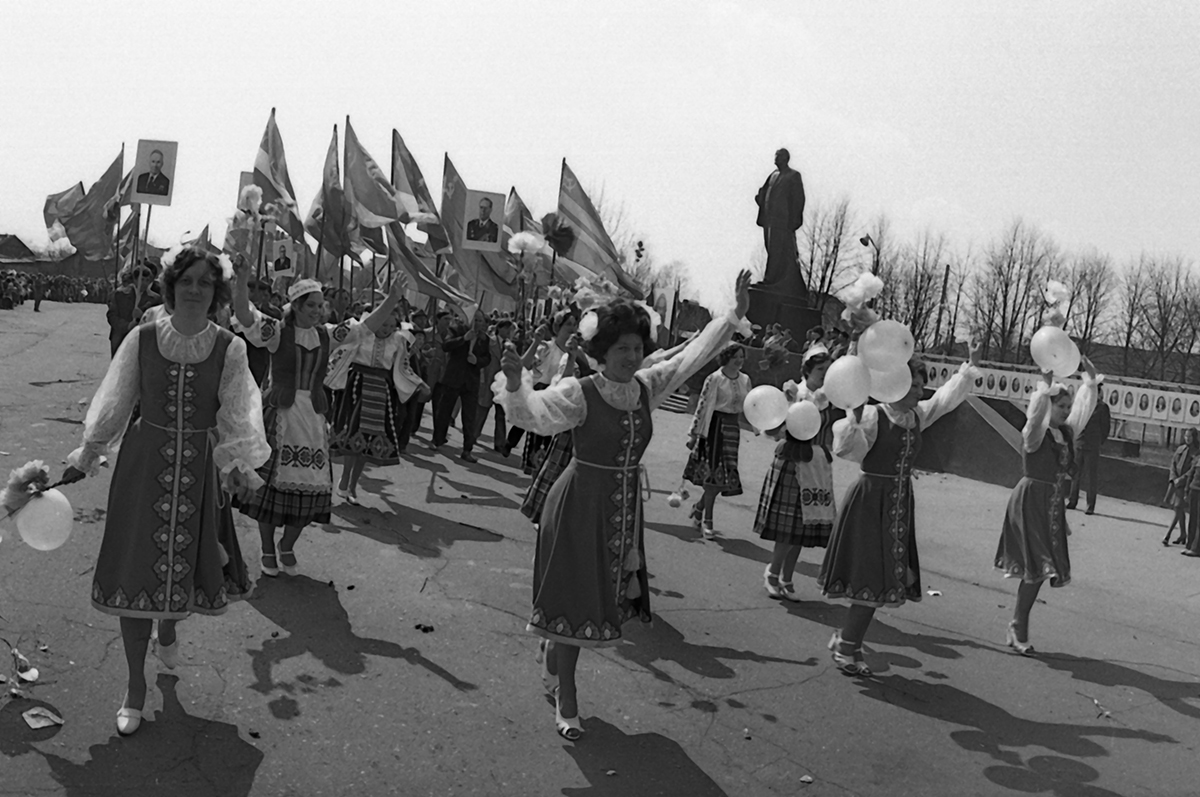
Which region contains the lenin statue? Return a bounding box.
[755,148,807,298]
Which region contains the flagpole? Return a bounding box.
[135,205,152,306]
[314,217,327,281]
[111,209,121,286]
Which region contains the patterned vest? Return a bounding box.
[263,323,331,415]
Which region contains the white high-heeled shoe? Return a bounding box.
[555,696,583,741]
[763,565,784,599]
[117,693,142,736]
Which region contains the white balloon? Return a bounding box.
[1051,338,1081,378]
[824,356,873,410]
[785,401,822,440]
[869,366,914,403]
[1030,326,1073,372]
[16,489,73,551]
[743,385,790,430]
[857,320,915,372]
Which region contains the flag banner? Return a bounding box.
[385,223,477,319]
[304,125,357,260]
[438,155,518,299]
[44,183,86,241]
[344,118,402,228]
[923,355,1200,428]
[64,148,124,259]
[391,128,441,226]
[253,108,306,241]
[557,159,642,298]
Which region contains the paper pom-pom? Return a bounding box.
[216,254,234,281]
[160,245,183,269]
[507,231,546,256]
[579,311,599,341]
[1044,280,1070,306]
[2,460,50,519]
[838,272,885,310]
[238,185,263,214]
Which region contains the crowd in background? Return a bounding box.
[0,270,113,310]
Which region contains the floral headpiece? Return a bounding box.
[160,244,234,281]
[570,275,661,341]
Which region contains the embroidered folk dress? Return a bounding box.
[236,308,367,526]
[683,370,751,496]
[497,312,747,647]
[995,378,1098,587]
[328,329,425,464]
[818,362,979,608]
[68,318,270,619]
[754,380,838,547]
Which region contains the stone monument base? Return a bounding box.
[747,285,822,343]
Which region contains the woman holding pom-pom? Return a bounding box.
[61,246,270,736]
[682,342,751,538]
[818,340,982,676]
[496,270,752,741]
[995,357,1100,654]
[755,346,836,599]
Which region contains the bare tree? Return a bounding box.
[968,219,1059,363]
[1114,255,1150,377]
[885,228,948,349]
[1140,255,1191,380]
[1061,250,1115,355]
[799,197,857,310]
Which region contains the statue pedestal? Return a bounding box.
[747,285,822,343]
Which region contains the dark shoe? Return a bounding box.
[1065,503,1078,510]
[1173,537,1186,545]
[460,451,478,464]
[1182,550,1200,557]
[1084,508,1094,516]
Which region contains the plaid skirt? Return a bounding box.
[521,432,574,522]
[521,431,555,476]
[753,443,835,547]
[682,411,742,496]
[237,396,333,528]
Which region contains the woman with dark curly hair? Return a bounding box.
[497,270,751,741]
[683,342,751,538]
[62,246,270,735]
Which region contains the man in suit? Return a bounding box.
[430,313,492,462]
[1068,386,1111,515]
[474,319,513,447]
[271,245,292,276]
[754,148,806,297]
[136,149,170,196]
[466,197,499,243]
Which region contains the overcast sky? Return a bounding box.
[2,0,1196,305]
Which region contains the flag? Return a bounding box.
[344,118,403,228]
[63,147,124,259]
[44,182,85,243]
[117,208,140,269]
[305,125,356,260]
[118,169,134,208]
[391,128,441,227]
[186,224,221,255]
[386,223,477,319]
[253,108,306,241]
[557,159,643,298]
[438,155,518,299]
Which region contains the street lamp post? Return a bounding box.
[933,262,951,351]
[860,235,880,276]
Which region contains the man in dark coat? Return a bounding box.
[136,149,171,196]
[754,148,807,297]
[430,313,492,462]
[466,197,499,243]
[1068,386,1111,515]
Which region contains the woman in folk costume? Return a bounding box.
[818,342,982,676]
[496,270,752,741]
[501,310,578,473]
[1163,428,1198,546]
[328,316,430,503]
[755,346,836,600]
[231,264,406,577]
[682,343,752,538]
[995,359,1100,654]
[520,339,691,526]
[61,246,270,735]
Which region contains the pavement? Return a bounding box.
[1,302,1198,797]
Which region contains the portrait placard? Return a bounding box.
[268,234,295,279]
[460,189,505,253]
[130,139,179,207]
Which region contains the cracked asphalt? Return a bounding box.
[1,303,1199,796]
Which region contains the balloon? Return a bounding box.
[857,320,915,372]
[785,400,822,441]
[1030,326,1074,373]
[743,385,790,431]
[1051,338,1081,378]
[16,489,73,551]
[824,356,873,410]
[869,365,914,403]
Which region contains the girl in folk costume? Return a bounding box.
[62,247,270,735]
[1162,428,1198,546]
[328,317,430,503]
[755,347,836,600]
[995,359,1100,653]
[683,343,752,538]
[496,271,752,741]
[502,310,578,474]
[818,342,982,676]
[231,265,407,577]
[520,339,691,526]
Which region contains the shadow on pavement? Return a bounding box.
[616,616,816,683]
[983,754,1128,797]
[855,673,1176,767]
[0,675,263,797]
[246,576,477,718]
[326,486,504,559]
[1038,653,1200,720]
[561,716,728,797]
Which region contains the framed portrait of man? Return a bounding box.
[269,238,296,279]
[461,189,505,253]
[130,139,179,207]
